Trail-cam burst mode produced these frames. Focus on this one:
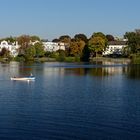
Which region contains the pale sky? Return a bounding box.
[0,0,140,40]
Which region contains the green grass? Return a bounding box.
[131,54,140,64]
[65,57,80,62]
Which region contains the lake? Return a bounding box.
[0,61,140,140]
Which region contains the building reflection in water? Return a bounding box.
[0,61,140,79]
[63,61,129,77]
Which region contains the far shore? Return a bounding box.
[0,57,132,64]
[90,57,131,64]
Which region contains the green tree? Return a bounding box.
[88,36,106,57]
[24,46,36,60]
[81,45,90,62]
[88,32,107,57]
[30,35,40,42]
[56,50,66,61]
[52,38,60,42]
[4,36,16,43]
[124,31,140,54]
[91,32,108,45]
[33,42,45,57]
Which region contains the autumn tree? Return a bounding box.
[0,48,11,58]
[74,34,88,43]
[70,39,85,57]
[59,35,71,46]
[59,35,71,42]
[59,35,71,56]
[17,35,31,55]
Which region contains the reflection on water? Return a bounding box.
[65,66,128,77]
[0,61,140,140]
[127,65,140,79]
[0,61,140,79]
[42,61,127,77]
[0,61,140,80]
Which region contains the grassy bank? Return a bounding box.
[0,56,132,64]
[131,54,140,64]
[90,57,131,64]
[34,57,80,63]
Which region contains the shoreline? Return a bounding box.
[0,57,131,64]
[90,57,131,64]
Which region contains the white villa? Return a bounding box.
[42,41,66,52]
[0,40,20,57]
[0,40,66,57]
[103,40,127,56]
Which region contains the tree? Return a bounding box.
[30,35,40,42]
[33,42,45,57]
[74,34,88,43]
[59,35,71,56]
[106,34,115,41]
[81,45,90,62]
[52,38,60,42]
[88,36,106,57]
[70,39,85,57]
[4,36,16,43]
[56,50,66,61]
[88,32,107,57]
[24,46,36,60]
[91,32,108,45]
[124,31,140,54]
[17,35,31,55]
[59,35,71,42]
[0,48,10,58]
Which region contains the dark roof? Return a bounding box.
[108,41,127,45]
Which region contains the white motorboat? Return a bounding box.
[11,76,35,81]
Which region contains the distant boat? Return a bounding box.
[11,74,35,81]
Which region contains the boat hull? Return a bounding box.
[11,77,35,81]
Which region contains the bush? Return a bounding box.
[75,56,80,62]
[65,56,80,62]
[131,53,140,64]
[56,50,66,62]
[14,56,25,62]
[65,57,75,62]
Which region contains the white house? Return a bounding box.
[103,41,127,56]
[42,41,66,52]
[0,40,66,57]
[0,40,20,57]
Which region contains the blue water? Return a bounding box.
[0,62,140,140]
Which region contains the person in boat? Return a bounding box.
[30,73,34,77]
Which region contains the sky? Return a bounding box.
[0,0,140,40]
